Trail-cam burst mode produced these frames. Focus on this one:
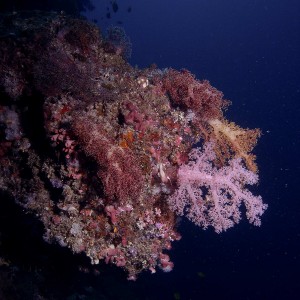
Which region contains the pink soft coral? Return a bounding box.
[168,142,268,233]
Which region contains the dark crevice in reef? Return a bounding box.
[20,94,51,157]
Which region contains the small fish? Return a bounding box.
[112,1,119,13]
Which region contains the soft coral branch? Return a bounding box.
[168,142,267,233]
[208,118,261,172]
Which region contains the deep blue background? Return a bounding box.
[0,0,298,299]
[84,1,300,299]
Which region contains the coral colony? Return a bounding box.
[0,12,267,280]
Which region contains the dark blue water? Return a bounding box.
[1,1,299,299]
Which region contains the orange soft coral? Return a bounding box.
[207,118,261,172]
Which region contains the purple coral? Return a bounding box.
[168,142,268,233]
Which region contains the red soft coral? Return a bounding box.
[162,69,228,120]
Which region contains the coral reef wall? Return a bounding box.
[0,12,267,280]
